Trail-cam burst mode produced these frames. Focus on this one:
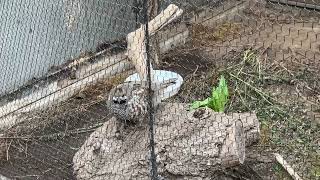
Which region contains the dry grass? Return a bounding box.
[162,45,320,179]
[191,22,243,46]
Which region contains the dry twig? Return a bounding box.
[273,153,303,180]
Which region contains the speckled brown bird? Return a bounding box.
[106,78,177,138]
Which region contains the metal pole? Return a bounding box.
[142,0,159,179]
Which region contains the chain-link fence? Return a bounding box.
[0,0,319,179]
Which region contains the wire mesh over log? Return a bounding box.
[73,103,260,180]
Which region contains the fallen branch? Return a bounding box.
[273,153,303,180]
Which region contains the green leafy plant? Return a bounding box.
[190,75,229,112]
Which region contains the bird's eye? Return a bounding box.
[112,97,127,104]
[119,96,127,101]
[112,97,118,102]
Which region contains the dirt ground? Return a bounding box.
[0,1,320,180]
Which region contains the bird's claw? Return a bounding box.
[157,175,165,180]
[92,140,101,153]
[115,130,124,140]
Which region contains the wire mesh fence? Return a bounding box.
[0,0,319,179]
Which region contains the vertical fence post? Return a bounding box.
[142,0,159,179]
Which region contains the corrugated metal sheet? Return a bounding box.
[268,0,320,10]
[292,0,320,4]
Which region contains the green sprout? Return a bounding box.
[190,75,229,112]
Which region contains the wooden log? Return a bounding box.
[0,174,10,180]
[148,0,161,66]
[73,103,260,180]
[126,4,183,81]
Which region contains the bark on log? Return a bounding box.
[73,103,260,180]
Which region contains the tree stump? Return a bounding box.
[73,103,260,180]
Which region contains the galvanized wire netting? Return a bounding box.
[0,0,319,179]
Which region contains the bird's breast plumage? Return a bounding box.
[127,88,148,119]
[108,83,149,123]
[107,79,177,123]
[109,103,129,121]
